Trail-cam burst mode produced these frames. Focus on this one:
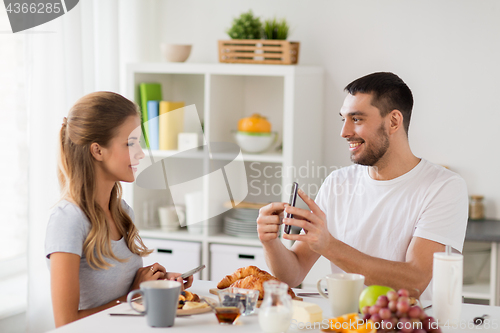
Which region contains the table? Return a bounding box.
[48,281,500,333]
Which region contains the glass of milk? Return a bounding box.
[258,281,292,333]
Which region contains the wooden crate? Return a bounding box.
[218,40,300,65]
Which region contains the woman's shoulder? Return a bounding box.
[120,199,135,222]
[51,199,83,215]
[48,199,90,231]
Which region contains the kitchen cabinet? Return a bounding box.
[210,244,270,282]
[463,219,500,306]
[123,63,324,281]
[141,238,202,280]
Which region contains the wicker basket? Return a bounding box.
[218,40,300,65]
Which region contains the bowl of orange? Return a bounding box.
[235,114,276,153]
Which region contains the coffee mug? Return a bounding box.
[127,280,181,327]
[158,206,185,232]
[317,273,365,317]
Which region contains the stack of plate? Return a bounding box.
[223,208,259,238]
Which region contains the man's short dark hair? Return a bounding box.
[344,72,414,135]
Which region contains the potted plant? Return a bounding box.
[218,11,300,65]
[226,10,262,40]
[263,17,290,40]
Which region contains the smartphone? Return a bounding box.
[180,264,206,279]
[284,182,299,234]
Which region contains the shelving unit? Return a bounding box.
[123,63,324,281]
[462,220,500,306]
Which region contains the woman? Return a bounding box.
[45,92,193,327]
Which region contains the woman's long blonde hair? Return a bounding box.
[58,91,152,269]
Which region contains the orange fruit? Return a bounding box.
[323,313,359,332]
[238,113,271,133]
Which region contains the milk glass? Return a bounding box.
[258,281,292,333]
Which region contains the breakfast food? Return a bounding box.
[217,266,296,300]
[323,313,375,333]
[358,285,395,312]
[178,290,203,309]
[360,288,442,333]
[291,300,322,324]
[238,113,271,133]
[182,301,208,310]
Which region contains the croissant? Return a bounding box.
[184,290,200,302]
[231,275,274,300]
[217,266,297,300]
[217,265,272,289]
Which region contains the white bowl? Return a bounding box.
[234,131,277,153]
[160,44,192,62]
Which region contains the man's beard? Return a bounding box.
[350,123,390,166]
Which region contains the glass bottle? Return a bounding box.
[469,195,485,220]
[258,280,293,333]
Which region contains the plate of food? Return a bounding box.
[123,290,214,316]
[177,290,214,316]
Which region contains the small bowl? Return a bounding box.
[218,287,259,316]
[160,43,192,62]
[234,131,277,154]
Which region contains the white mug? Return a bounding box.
[317,273,365,317]
[158,206,185,232]
[432,252,463,326]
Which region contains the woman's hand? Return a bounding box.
[165,272,194,290]
[129,262,167,291]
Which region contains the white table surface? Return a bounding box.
[48,280,500,333]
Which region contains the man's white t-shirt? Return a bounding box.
[314,159,468,301]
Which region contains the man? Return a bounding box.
[257,72,468,300]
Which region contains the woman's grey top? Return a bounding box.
[45,199,143,310]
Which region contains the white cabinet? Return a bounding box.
[141,238,202,280]
[124,63,324,281]
[210,244,270,282]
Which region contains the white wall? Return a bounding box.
[158,0,500,219]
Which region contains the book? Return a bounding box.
[139,83,162,147]
[159,101,185,150]
[147,100,160,150]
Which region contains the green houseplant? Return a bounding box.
[226,10,263,40]
[263,18,290,40]
[220,10,299,65]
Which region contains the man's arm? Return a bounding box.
[257,202,321,287]
[283,189,444,297]
[323,236,442,295]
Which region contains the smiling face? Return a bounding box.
[99,115,145,183]
[340,93,390,166]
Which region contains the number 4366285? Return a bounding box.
[6,3,61,14]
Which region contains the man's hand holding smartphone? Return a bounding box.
[257,183,332,255]
[257,182,298,242]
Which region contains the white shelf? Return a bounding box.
[126,62,324,281]
[145,149,205,159]
[128,62,323,77]
[212,151,283,163]
[207,234,262,247]
[139,229,204,242]
[463,281,491,300]
[139,230,262,247]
